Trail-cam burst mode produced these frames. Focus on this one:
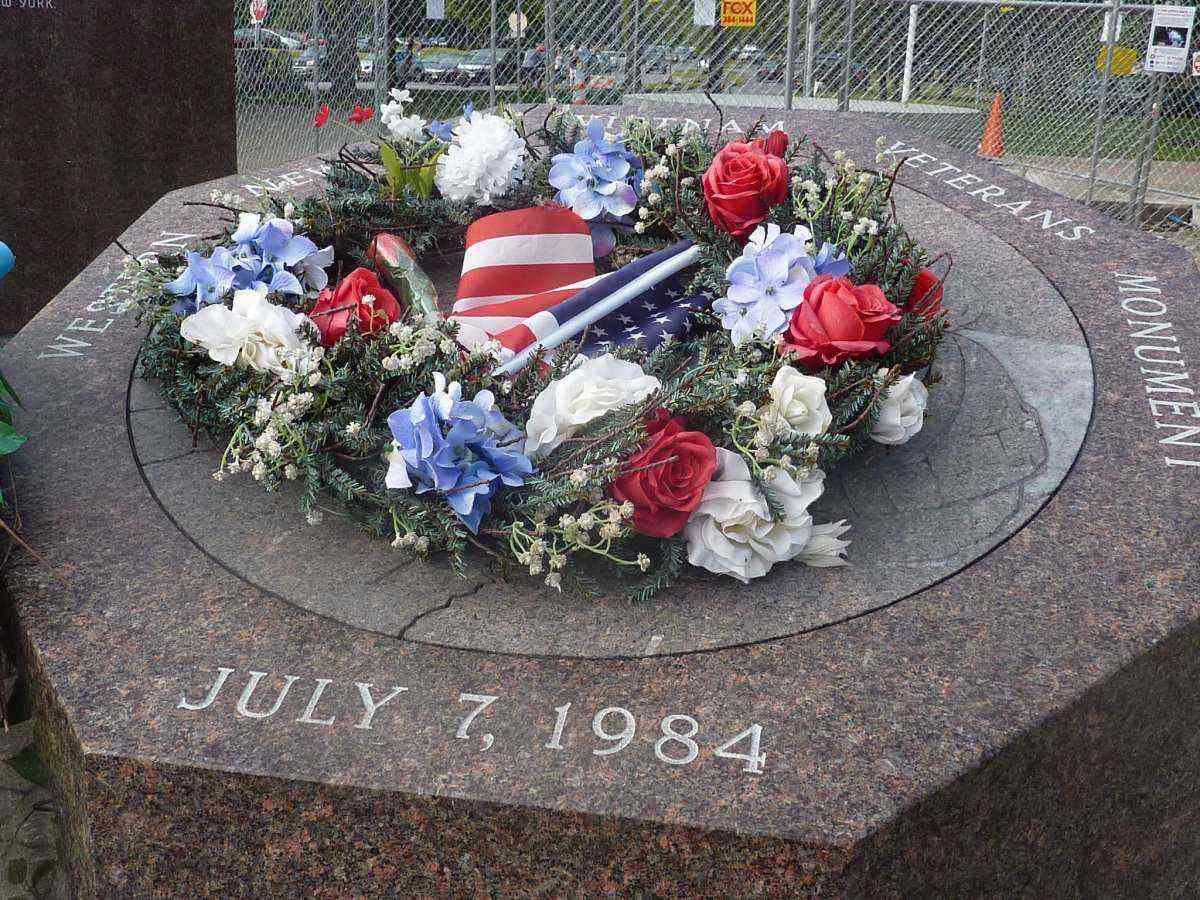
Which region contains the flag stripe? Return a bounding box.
[456,263,597,306]
[462,233,594,273]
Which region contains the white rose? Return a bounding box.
[760,366,831,436]
[684,449,850,583]
[180,287,311,379]
[523,354,660,457]
[871,369,928,445]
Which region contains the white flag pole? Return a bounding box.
[490,244,701,376]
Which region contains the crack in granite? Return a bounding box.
[395,581,492,639]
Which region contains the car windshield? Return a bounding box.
[466,50,493,63]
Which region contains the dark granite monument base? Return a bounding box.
[0,1,235,332]
[4,105,1199,895]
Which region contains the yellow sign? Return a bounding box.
[721,0,756,27]
[1096,45,1138,76]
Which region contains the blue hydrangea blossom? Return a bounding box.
[167,214,332,315]
[713,225,851,346]
[386,374,534,533]
[548,120,640,221]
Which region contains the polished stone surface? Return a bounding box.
[0,1,235,332]
[4,105,1199,894]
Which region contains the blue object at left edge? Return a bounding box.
[0,243,13,282]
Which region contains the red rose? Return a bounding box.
[782,275,900,369]
[309,268,403,347]
[751,129,789,158]
[348,105,374,125]
[702,141,789,239]
[906,267,944,321]
[609,417,717,538]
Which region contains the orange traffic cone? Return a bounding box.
[978,92,1004,158]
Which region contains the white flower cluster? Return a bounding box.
[435,111,527,205]
[851,216,879,237]
[391,531,431,554]
[179,287,321,384]
[382,313,457,372]
[208,188,246,209]
[379,88,426,143]
[215,390,316,484]
[514,500,637,590]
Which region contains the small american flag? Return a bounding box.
[451,207,704,358]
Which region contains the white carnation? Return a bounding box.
[760,366,831,437]
[870,369,929,445]
[524,354,660,457]
[435,111,527,205]
[179,287,312,379]
[684,449,850,583]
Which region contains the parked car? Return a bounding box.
[811,52,867,87]
[640,46,669,72]
[456,49,519,85]
[416,52,461,84]
[234,28,287,49]
[597,50,627,73]
[292,44,328,76]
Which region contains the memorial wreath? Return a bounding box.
[128,99,948,599]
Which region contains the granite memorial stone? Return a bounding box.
[3,105,1199,895]
[0,1,235,332]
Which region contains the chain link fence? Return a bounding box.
[233,0,1199,246]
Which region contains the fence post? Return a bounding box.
[545,0,556,100]
[311,0,322,156]
[515,0,524,99]
[784,0,798,109]
[901,3,918,105]
[1128,73,1165,226]
[838,0,856,112]
[372,0,385,123]
[1086,0,1122,204]
[804,0,817,97]
[974,7,990,108]
[630,0,642,94]
[489,0,498,108]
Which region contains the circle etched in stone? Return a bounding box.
[128,187,1093,658]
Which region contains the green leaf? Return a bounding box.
[7,743,48,787]
[0,370,22,409]
[415,152,441,200]
[0,422,26,456]
[379,142,404,199]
